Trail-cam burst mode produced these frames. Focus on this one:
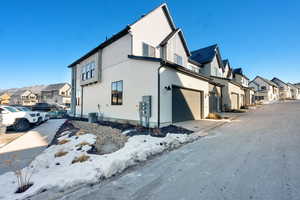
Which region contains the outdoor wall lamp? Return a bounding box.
[164,86,171,91]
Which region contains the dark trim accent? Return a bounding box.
[157,64,164,128]
[161,4,176,31]
[160,29,179,46]
[68,26,130,68]
[128,55,162,62]
[80,86,83,118]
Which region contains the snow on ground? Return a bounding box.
[0,129,200,200]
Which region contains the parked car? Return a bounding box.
[32,103,55,112]
[48,110,68,119]
[0,113,7,134]
[0,105,39,132]
[14,106,49,124]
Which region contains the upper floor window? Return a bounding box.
[81,61,96,81]
[261,86,266,90]
[143,43,155,57]
[174,54,183,65]
[187,65,200,74]
[111,81,123,105]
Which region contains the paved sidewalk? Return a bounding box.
[0,119,66,175]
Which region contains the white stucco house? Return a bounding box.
[249,76,279,102]
[287,83,300,99]
[68,3,218,127]
[271,77,292,99]
[190,45,253,110]
[41,83,71,106]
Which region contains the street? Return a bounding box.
[53,101,300,200]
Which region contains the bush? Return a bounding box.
[72,155,90,164]
[54,150,68,157]
[206,113,223,120]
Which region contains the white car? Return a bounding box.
[0,105,39,132]
[15,106,49,124]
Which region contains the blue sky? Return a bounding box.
[0,0,300,89]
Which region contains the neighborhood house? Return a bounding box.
[249,76,279,102]
[41,83,71,107]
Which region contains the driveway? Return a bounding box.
[0,119,66,175]
[44,101,300,200]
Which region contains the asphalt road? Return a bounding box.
[40,101,300,200]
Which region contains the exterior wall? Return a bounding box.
[234,74,249,87]
[223,64,232,79]
[210,56,223,77]
[76,59,159,126]
[166,33,188,67]
[160,67,210,125]
[250,77,279,102]
[212,78,245,110]
[272,79,291,99]
[245,89,255,105]
[130,7,173,58]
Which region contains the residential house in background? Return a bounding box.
[0,92,11,105]
[9,90,38,106]
[232,68,254,105]
[249,76,279,102]
[190,44,249,110]
[287,83,300,99]
[41,83,71,106]
[69,3,216,127]
[271,77,291,99]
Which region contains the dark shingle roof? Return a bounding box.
[271,77,288,87]
[222,59,229,67]
[233,68,243,75]
[42,83,69,92]
[256,76,278,87]
[190,44,218,64]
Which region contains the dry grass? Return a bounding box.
[58,139,70,145]
[76,130,86,136]
[54,150,68,157]
[75,141,91,148]
[206,113,223,120]
[0,133,24,146]
[71,155,90,164]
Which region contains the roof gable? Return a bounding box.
[160,28,191,56]
[190,44,218,64]
[271,77,288,87]
[254,76,278,87]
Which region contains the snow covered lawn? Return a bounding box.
[0,128,201,200]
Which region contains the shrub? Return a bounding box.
[54,150,68,157]
[58,139,70,145]
[72,155,90,164]
[206,113,223,120]
[3,154,34,193]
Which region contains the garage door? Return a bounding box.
[172,86,202,123]
[231,93,239,110]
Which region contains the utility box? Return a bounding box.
[139,96,152,127]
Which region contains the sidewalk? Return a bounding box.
[0,119,66,175]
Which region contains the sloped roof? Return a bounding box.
[10,90,29,98]
[255,76,278,87]
[287,83,298,89]
[232,68,250,80]
[190,44,218,64]
[68,3,176,68]
[42,83,69,92]
[271,77,288,87]
[222,59,229,67]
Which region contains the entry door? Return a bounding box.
[172,87,202,123]
[240,94,245,107]
[209,92,219,113]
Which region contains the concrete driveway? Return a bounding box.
[0,119,65,175]
[44,101,300,200]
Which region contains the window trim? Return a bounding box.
[111,80,123,105]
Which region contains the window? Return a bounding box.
[111,81,123,105]
[261,86,266,90]
[187,65,200,73]
[142,43,155,57]
[81,61,96,81]
[174,54,183,65]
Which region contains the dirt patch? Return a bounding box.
[71,121,128,155]
[206,113,223,120]
[71,155,90,164]
[0,133,24,147]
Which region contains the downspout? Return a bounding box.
[157,61,166,128]
[80,86,83,118]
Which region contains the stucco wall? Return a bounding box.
[160,67,210,125]
[166,33,188,67]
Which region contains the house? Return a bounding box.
[271,77,291,99]
[287,83,300,99]
[41,83,71,106]
[9,90,38,106]
[190,44,249,110]
[249,76,279,102]
[68,3,217,127]
[0,92,11,105]
[293,84,300,99]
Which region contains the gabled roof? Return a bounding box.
[232,68,250,80]
[68,3,176,68]
[190,44,218,64]
[10,90,29,98]
[42,83,70,92]
[222,59,229,67]
[287,83,298,89]
[271,77,288,87]
[222,59,233,78]
[254,76,278,87]
[160,28,191,56]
